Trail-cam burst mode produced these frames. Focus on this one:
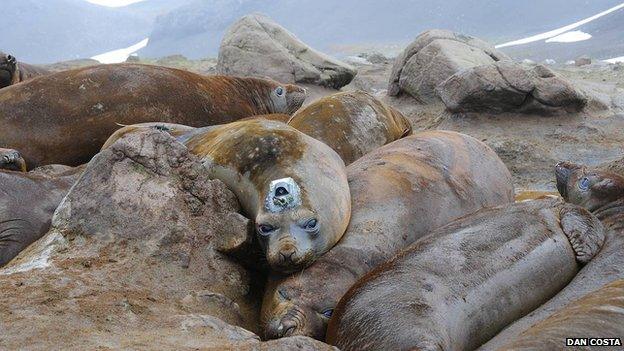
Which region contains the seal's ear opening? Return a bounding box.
[559,204,605,264]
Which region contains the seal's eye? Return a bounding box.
[579,177,590,191]
[303,218,319,232]
[278,288,289,300]
[275,86,285,97]
[257,224,276,236]
[321,309,333,318]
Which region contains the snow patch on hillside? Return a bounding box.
[605,56,624,63]
[91,38,149,64]
[496,2,624,48]
[545,30,592,43]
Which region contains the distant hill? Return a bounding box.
[139,0,623,59]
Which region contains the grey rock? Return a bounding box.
[217,14,356,89]
[575,55,592,66]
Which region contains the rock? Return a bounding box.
[0,130,268,349]
[126,54,140,63]
[358,51,389,64]
[436,62,587,114]
[206,336,339,351]
[217,14,356,89]
[575,55,592,66]
[387,29,510,101]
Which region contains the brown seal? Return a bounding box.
[0,63,306,169]
[0,148,27,172]
[261,130,515,340]
[0,167,82,267]
[287,91,412,165]
[497,279,624,350]
[326,198,605,351]
[0,53,50,88]
[182,119,350,274]
[480,162,624,350]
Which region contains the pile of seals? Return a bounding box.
[0,60,622,351]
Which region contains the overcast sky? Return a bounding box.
[85,0,146,7]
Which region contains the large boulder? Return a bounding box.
[217,14,356,89]
[388,29,510,101]
[0,130,337,350]
[437,62,587,114]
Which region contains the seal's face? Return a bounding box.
[555,161,624,211]
[0,148,27,172]
[0,54,18,88]
[270,84,306,115]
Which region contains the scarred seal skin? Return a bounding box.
[0,148,27,172]
[497,279,624,351]
[0,53,50,89]
[182,119,351,274]
[326,198,604,351]
[287,91,412,165]
[0,63,306,169]
[0,167,82,267]
[261,130,515,341]
[480,162,624,350]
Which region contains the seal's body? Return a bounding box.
[288,91,412,165]
[261,130,514,340]
[0,167,81,267]
[0,64,305,169]
[327,198,604,351]
[182,119,350,274]
[497,279,624,351]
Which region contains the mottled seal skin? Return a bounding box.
[261,130,514,341]
[479,163,624,350]
[0,148,27,172]
[497,279,624,351]
[0,53,50,88]
[0,63,306,169]
[0,167,81,267]
[182,119,350,274]
[327,198,605,351]
[288,91,412,165]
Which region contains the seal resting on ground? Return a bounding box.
[261,130,514,340]
[0,167,82,267]
[0,63,306,169]
[287,91,412,165]
[181,119,350,274]
[0,53,50,88]
[479,162,624,350]
[326,198,605,351]
[0,148,27,172]
[497,279,624,350]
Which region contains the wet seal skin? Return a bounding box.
[479,162,624,350]
[0,148,27,172]
[0,63,306,169]
[287,90,412,165]
[0,167,82,267]
[182,119,351,274]
[497,279,624,351]
[261,130,515,341]
[326,198,605,351]
[0,52,50,89]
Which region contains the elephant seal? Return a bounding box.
[0,167,82,267]
[497,279,624,351]
[480,162,624,350]
[326,198,605,351]
[287,91,412,165]
[0,53,50,88]
[182,119,350,274]
[0,63,306,169]
[0,148,27,172]
[262,130,514,340]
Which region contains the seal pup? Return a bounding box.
[261,130,514,340]
[0,53,50,88]
[0,148,27,172]
[288,91,412,165]
[480,162,624,350]
[326,198,604,351]
[497,279,624,350]
[182,119,351,274]
[0,63,306,169]
[0,167,82,267]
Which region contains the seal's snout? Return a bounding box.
[265,317,297,339]
[279,247,296,264]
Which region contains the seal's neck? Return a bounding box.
[593,198,624,232]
